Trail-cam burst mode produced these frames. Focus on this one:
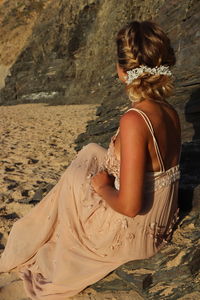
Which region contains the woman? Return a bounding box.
[0,21,181,299]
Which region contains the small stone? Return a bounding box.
[0,212,19,220]
[5,166,15,172]
[21,189,29,197]
[31,188,44,201]
[7,182,19,190]
[28,158,39,164]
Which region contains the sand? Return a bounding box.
[0,102,99,299]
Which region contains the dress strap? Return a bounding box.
[126,108,165,172]
[114,127,120,137]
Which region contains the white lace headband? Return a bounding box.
[125,65,172,85]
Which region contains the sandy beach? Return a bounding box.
[0,103,99,299]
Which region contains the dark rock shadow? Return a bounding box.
[178,88,200,214]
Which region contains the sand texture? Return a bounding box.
[0,103,99,299]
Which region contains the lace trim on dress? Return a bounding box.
[154,168,180,191]
[145,165,180,192]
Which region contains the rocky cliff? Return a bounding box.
[0,0,167,105]
[0,0,52,88]
[0,0,200,299]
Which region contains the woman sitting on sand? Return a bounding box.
[0,20,181,300]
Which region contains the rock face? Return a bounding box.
[0,0,200,299]
[0,0,53,88]
[0,0,166,105]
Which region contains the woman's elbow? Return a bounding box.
[118,194,142,218]
[122,207,141,218]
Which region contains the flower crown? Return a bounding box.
[125,65,172,85]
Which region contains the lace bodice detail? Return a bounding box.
[104,133,120,179]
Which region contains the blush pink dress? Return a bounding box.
[0,108,180,300]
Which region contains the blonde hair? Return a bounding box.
[116,21,176,102]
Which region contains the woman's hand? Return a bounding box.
[91,171,115,195]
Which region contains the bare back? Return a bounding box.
[114,101,181,172]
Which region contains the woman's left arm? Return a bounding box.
[91,110,147,217]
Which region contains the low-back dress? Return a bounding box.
[0,108,180,300]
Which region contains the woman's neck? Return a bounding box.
[131,98,171,110]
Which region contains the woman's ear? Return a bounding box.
[116,63,127,84]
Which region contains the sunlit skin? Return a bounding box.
[91,64,181,218]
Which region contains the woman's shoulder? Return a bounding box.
[119,108,149,137]
[120,109,143,122]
